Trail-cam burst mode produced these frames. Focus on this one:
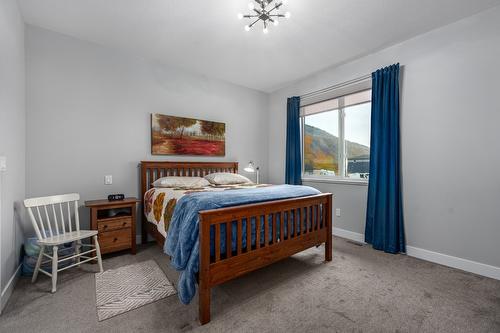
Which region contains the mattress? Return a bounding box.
[144,184,266,238]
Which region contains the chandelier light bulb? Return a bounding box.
[248,2,255,10]
[285,11,291,19]
[263,27,269,34]
[237,13,243,20]
[244,25,251,32]
[273,19,279,26]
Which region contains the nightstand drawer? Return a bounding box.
[99,229,132,253]
[98,217,132,233]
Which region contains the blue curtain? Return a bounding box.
[285,96,302,185]
[365,64,405,254]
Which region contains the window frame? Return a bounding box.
[300,88,372,186]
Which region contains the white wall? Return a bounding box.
[268,6,500,268]
[0,0,26,310]
[26,26,269,235]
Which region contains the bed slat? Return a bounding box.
[272,213,277,244]
[264,214,269,246]
[256,216,261,249]
[280,211,284,242]
[237,219,242,255]
[226,222,232,259]
[246,217,251,252]
[215,224,220,262]
[314,205,317,230]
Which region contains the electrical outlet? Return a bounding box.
[104,175,113,185]
[0,156,6,172]
[335,208,341,217]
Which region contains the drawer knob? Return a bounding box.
[122,222,127,226]
[113,238,118,242]
[103,225,108,229]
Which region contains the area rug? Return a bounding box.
[95,260,177,321]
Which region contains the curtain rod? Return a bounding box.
[300,73,371,100]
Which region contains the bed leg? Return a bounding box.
[199,285,211,325]
[199,215,211,325]
[325,194,333,262]
[325,234,332,262]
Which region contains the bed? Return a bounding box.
[140,161,332,325]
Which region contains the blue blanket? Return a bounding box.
[164,184,321,304]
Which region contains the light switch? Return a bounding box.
[0,156,6,172]
[104,175,112,185]
[335,208,341,217]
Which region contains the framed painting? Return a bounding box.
[151,113,225,156]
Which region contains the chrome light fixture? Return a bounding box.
[237,0,291,33]
[244,161,260,184]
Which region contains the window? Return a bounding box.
[301,88,371,182]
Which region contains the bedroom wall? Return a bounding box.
[268,6,500,270]
[0,0,26,311]
[26,26,269,237]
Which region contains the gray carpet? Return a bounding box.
[1,237,499,332]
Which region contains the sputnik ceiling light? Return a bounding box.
[237,0,291,34]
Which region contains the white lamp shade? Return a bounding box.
[244,161,255,173]
[244,161,260,184]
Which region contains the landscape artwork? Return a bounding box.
[151,113,225,156]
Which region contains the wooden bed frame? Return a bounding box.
[140,161,332,325]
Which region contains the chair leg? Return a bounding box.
[75,240,81,265]
[94,235,104,273]
[51,246,58,293]
[32,245,45,283]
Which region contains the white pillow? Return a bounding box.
[152,176,210,189]
[204,173,252,185]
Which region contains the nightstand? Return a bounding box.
[85,197,139,255]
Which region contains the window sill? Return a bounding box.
[302,177,369,186]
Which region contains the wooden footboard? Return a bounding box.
[198,193,332,324]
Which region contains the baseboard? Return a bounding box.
[0,264,22,314]
[332,227,500,281]
[406,246,500,280]
[333,227,366,244]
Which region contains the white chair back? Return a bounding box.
[24,193,81,241]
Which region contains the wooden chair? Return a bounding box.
[24,193,103,292]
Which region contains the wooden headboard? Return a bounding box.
[140,161,239,200]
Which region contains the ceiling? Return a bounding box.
[19,0,500,92]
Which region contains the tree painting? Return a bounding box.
[201,121,225,137]
[155,115,197,140]
[151,113,225,156]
